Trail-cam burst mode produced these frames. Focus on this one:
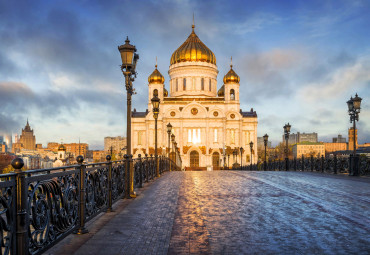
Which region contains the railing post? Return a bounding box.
[310,155,314,172]
[321,155,325,173]
[75,156,88,234]
[138,154,143,188]
[302,155,304,171]
[150,154,154,180]
[334,154,338,174]
[294,157,297,171]
[106,155,113,212]
[12,158,28,255]
[124,154,130,199]
[145,154,149,183]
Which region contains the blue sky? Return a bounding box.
[0,0,369,149]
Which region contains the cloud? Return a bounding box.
[299,56,370,102]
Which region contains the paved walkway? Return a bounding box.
[47,171,370,255]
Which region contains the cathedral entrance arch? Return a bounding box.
[212,152,220,168]
[190,150,199,168]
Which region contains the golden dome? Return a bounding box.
[163,87,168,97]
[170,25,216,65]
[148,64,165,84]
[58,144,66,151]
[217,85,225,97]
[223,60,240,84]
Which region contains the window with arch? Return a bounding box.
[176,78,178,91]
[153,89,158,97]
[201,78,204,90]
[183,78,186,90]
[209,79,212,91]
[230,89,235,100]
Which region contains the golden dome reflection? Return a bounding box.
[148,63,165,84]
[170,24,216,65]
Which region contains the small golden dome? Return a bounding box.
[58,144,66,151]
[148,64,165,84]
[163,87,168,97]
[223,59,240,84]
[170,25,216,65]
[217,85,225,97]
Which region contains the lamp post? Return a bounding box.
[240,147,243,170]
[347,93,362,176]
[283,123,291,171]
[249,141,253,170]
[118,37,139,199]
[233,149,237,164]
[263,134,269,171]
[174,141,178,166]
[166,123,172,171]
[227,154,230,169]
[171,134,175,164]
[151,94,160,177]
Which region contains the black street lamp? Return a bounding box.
[171,134,175,163]
[151,94,160,177]
[283,123,291,171]
[227,154,230,169]
[166,123,172,171]
[240,147,243,170]
[174,141,178,165]
[118,37,139,199]
[249,141,253,170]
[263,134,269,171]
[347,93,362,176]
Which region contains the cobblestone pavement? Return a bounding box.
[47,171,370,255]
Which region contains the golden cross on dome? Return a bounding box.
[230,56,233,68]
[192,13,195,32]
[155,56,158,68]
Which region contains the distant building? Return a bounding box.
[18,120,36,150]
[292,142,325,158]
[348,127,358,151]
[0,144,6,153]
[47,142,88,158]
[332,134,346,143]
[283,132,318,145]
[104,136,127,154]
[257,137,272,149]
[324,142,347,155]
[93,150,105,162]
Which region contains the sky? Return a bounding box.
[0,0,369,149]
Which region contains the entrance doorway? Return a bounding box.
[190,151,199,167]
[212,152,220,168]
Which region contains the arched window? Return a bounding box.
[183,78,186,90]
[176,78,178,91]
[209,79,212,91]
[153,89,158,97]
[201,78,204,90]
[212,152,220,167]
[230,89,235,100]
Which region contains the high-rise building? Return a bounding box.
[332,134,346,143]
[19,120,36,150]
[257,137,271,149]
[104,136,127,154]
[348,127,358,151]
[283,132,318,145]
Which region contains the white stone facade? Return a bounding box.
[131,28,258,169]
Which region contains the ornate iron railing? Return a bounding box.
[0,154,179,255]
[237,155,370,176]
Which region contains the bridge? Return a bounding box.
[1,156,369,254]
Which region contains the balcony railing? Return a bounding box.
[0,154,180,255]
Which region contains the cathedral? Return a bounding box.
[132,24,258,169]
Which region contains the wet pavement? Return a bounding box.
[47,171,370,255]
